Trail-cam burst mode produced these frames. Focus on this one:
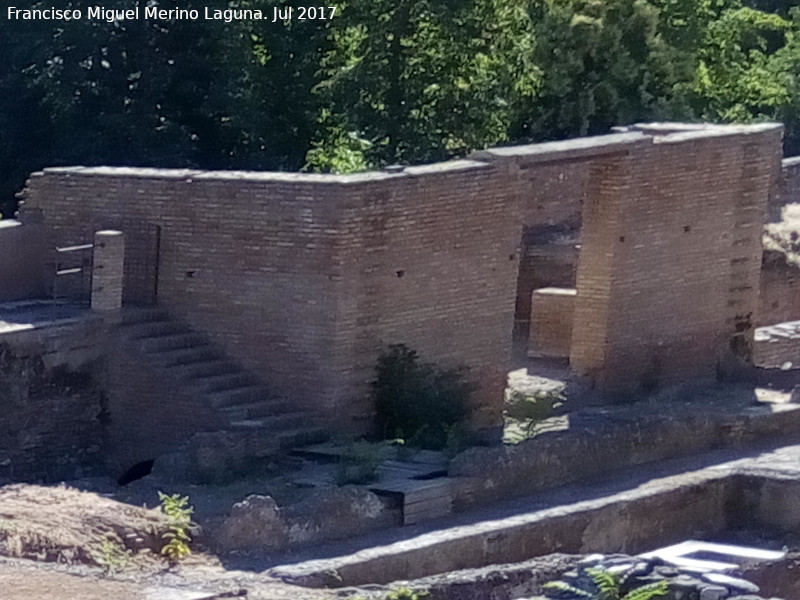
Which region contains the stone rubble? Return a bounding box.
[535,554,777,600]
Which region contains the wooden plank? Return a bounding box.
[404,497,452,525]
[404,495,452,512]
[372,477,450,495]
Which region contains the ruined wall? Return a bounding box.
[570,125,783,392]
[0,316,106,482]
[17,124,785,430]
[331,161,521,433]
[20,169,345,417]
[0,220,46,302]
[758,250,800,326]
[20,164,526,435]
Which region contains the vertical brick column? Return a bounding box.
[91,230,125,316]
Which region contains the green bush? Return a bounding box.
[372,345,472,450]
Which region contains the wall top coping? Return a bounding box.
[784,156,800,168]
[36,158,489,186]
[0,219,22,230]
[31,123,785,185]
[642,122,783,145]
[470,132,648,163]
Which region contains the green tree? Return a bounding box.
[307,0,539,171]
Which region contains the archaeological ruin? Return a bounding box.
[0,121,799,480]
[3,121,800,600]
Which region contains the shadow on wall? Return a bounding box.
[0,220,46,302]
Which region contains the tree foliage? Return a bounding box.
[1,0,799,216]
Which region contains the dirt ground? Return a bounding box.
[0,485,332,599]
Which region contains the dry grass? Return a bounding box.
[0,484,169,567]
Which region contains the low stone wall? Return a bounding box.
[0,311,106,482]
[753,321,800,369]
[449,390,800,510]
[529,287,576,358]
[211,487,400,554]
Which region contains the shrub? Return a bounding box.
[93,535,132,575]
[372,345,472,450]
[157,492,195,564]
[504,387,565,442]
[544,568,668,600]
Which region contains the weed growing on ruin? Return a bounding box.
[336,440,384,485]
[93,535,132,575]
[503,387,565,443]
[373,344,472,450]
[544,568,668,600]
[157,492,195,563]
[385,587,429,600]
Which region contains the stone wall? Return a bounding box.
[0,220,46,302]
[0,314,106,482]
[529,288,576,358]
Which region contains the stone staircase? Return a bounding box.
[118,307,328,469]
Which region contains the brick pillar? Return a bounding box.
[91,230,125,316]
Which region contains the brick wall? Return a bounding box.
[513,243,579,352]
[17,123,785,432]
[758,251,800,327]
[0,315,106,482]
[330,161,522,433]
[571,125,784,392]
[20,169,346,420]
[529,288,576,358]
[19,164,525,435]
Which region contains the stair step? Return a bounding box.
[229,413,308,431]
[223,401,305,421]
[224,397,295,415]
[187,372,256,393]
[122,319,189,339]
[171,359,241,380]
[152,345,220,366]
[120,307,169,325]
[138,332,208,352]
[207,385,269,408]
[118,308,330,458]
[277,426,330,449]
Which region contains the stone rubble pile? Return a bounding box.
[537,553,776,600]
